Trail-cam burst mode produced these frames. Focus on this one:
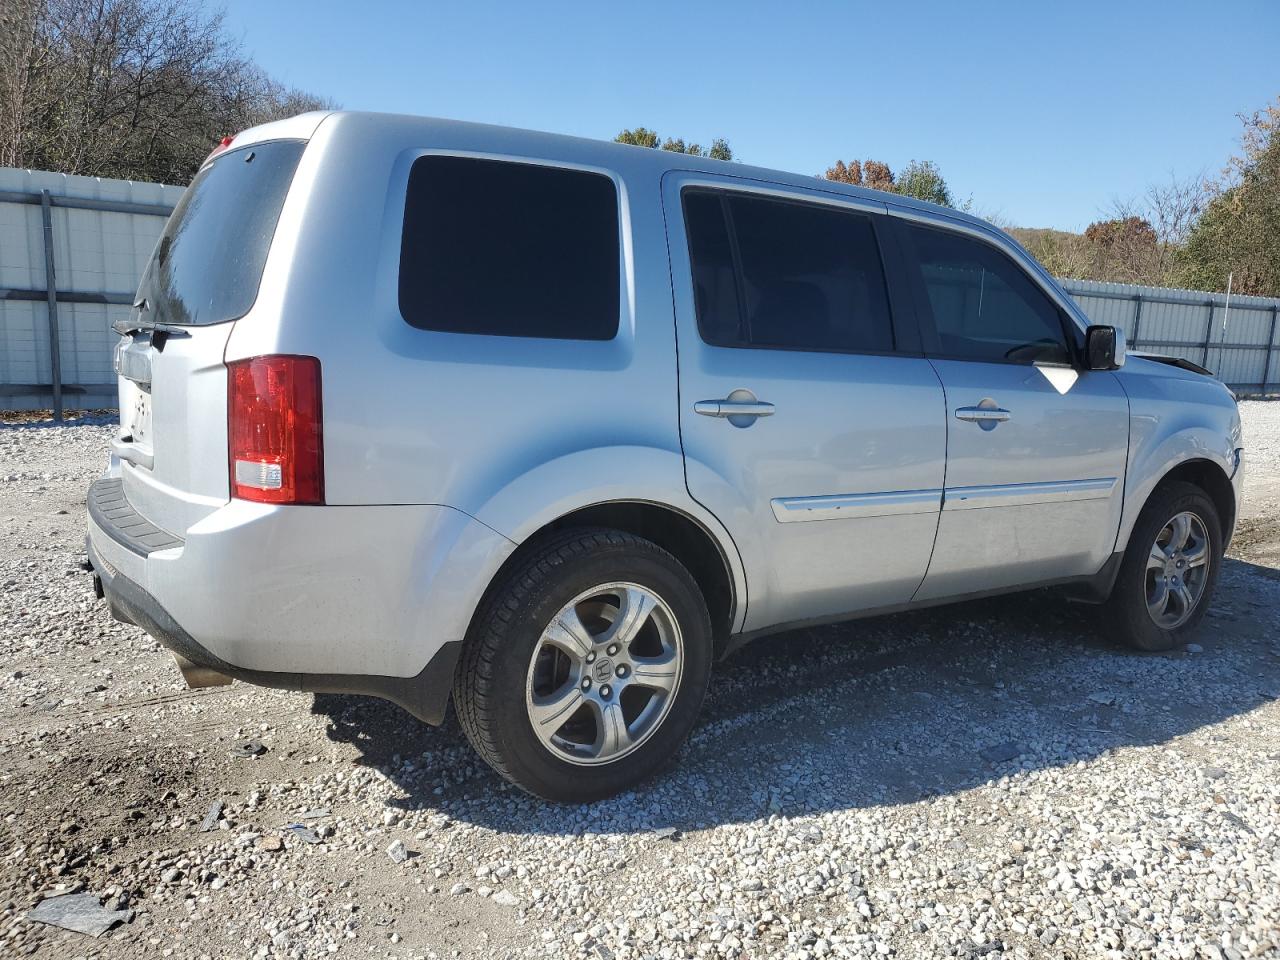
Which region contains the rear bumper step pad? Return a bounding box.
[87,477,183,556]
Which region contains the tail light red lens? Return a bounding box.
[227,355,324,505]
[204,134,235,165]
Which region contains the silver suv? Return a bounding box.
[86,111,1245,801]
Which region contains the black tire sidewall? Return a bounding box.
[475,538,712,802]
[1109,482,1223,652]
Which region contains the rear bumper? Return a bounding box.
[88,535,458,722]
[85,476,516,723]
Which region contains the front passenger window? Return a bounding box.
[906,224,1071,365]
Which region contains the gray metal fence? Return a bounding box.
[0,168,181,416]
[1060,278,1280,394]
[2,167,1278,415]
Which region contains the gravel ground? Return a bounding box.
[1,403,1278,960]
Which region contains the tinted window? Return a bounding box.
[683,192,742,343]
[906,225,1071,364]
[400,156,619,340]
[144,139,304,326]
[684,190,894,353]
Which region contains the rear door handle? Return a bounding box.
[111,437,154,470]
[694,400,775,418]
[954,406,1010,423]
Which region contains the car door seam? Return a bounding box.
[909,357,951,602]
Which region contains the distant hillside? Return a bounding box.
[1008,226,1082,247]
[1006,226,1092,280]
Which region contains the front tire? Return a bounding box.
[453,528,713,802]
[1106,481,1222,652]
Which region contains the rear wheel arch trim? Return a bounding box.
[473,497,747,643]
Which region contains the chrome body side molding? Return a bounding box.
[943,477,1117,510]
[770,489,942,523]
[771,478,1117,523]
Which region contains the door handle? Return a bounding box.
[962,404,1008,422]
[694,399,775,419]
[111,437,154,470]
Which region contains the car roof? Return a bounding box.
[234,109,994,234]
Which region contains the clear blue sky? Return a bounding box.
[221,0,1279,231]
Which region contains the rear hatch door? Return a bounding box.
[114,138,307,538]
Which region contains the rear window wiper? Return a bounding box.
[113,300,190,338]
[113,318,191,337]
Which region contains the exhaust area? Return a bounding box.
[173,653,233,689]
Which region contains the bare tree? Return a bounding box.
[1008,227,1094,280]
[0,0,42,168]
[1,0,334,184]
[824,159,864,184]
[824,158,897,193]
[1103,173,1210,285]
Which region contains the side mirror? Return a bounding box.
[1085,325,1126,371]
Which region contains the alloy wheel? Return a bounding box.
[1145,511,1210,629]
[524,582,684,766]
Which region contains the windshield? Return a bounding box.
[142,139,305,326]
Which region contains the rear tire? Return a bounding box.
[453,527,713,802]
[1105,481,1222,652]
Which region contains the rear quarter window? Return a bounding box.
[398,156,620,340]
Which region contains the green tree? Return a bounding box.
[615,127,660,149]
[894,160,953,206]
[1177,98,1280,295]
[707,138,733,162]
[615,127,733,161]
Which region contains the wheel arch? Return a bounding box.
[1148,458,1237,545]
[467,444,749,640]
[1121,456,1237,553]
[469,499,744,654]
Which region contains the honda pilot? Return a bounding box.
[86,111,1245,801]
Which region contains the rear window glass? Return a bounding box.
[144,139,304,326]
[684,189,895,354]
[399,156,620,340]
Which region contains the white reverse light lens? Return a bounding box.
[234,460,284,490]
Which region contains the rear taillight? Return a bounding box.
[227,355,324,505]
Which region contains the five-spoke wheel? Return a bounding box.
[1145,511,1211,629]
[1108,481,1222,651]
[526,582,684,765]
[453,529,712,802]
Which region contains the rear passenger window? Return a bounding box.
[905,224,1071,365]
[683,189,895,354]
[399,156,619,340]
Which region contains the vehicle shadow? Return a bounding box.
[310,556,1280,834]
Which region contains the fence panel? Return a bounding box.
[1058,278,1280,394]
[0,167,181,414]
